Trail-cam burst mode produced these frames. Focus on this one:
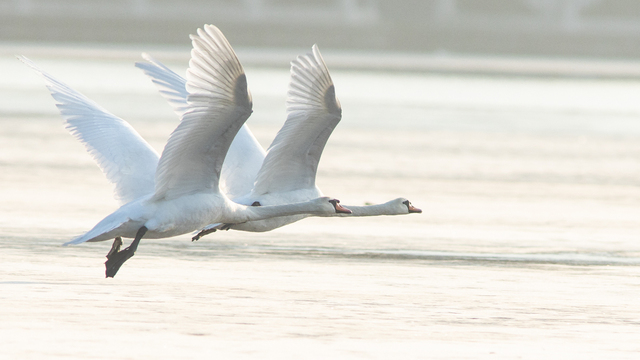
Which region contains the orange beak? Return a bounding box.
[329,199,352,214]
[408,204,422,213]
[335,202,352,214]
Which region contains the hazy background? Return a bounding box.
[2,0,640,59]
[3,2,640,359]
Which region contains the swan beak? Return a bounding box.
[408,204,422,213]
[336,203,352,214]
[329,199,352,214]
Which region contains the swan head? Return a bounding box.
[328,198,352,214]
[384,198,422,214]
[401,199,422,214]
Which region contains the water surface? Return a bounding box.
[1,49,640,359]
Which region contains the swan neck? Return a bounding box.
[241,201,324,222]
[338,202,399,217]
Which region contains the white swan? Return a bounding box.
[137,45,421,240]
[21,25,351,277]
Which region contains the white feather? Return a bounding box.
[134,53,190,118]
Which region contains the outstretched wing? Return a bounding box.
[19,56,159,205]
[251,45,341,196]
[152,25,253,201]
[135,54,265,200]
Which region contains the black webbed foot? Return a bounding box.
[105,246,135,278]
[104,227,147,278]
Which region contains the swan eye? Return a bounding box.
[251,201,261,207]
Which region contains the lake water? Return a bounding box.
[1,46,640,359]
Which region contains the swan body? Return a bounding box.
[67,193,342,243]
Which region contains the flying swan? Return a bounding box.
[20,25,351,277]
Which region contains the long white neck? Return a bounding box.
[224,198,331,223]
[332,199,405,217]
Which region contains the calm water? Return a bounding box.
[1,48,640,359]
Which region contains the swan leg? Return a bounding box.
[104,227,147,278]
[191,228,216,242]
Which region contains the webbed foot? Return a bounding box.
[105,246,135,278]
[103,227,147,278]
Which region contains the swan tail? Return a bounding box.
[64,213,133,246]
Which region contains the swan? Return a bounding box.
[136,45,421,240]
[21,25,351,277]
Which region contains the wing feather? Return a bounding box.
[152,25,253,201]
[134,54,190,118]
[135,54,265,200]
[251,45,341,196]
[19,56,159,204]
